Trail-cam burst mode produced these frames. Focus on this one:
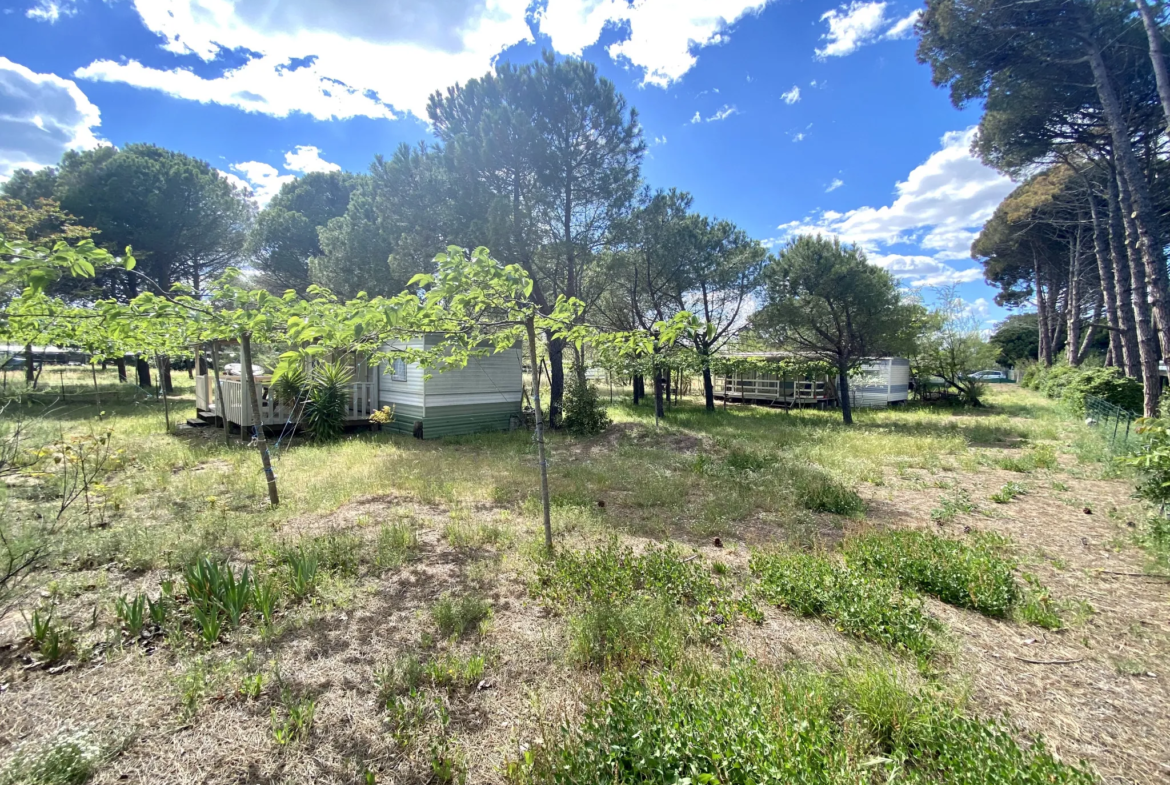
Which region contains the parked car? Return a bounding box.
[968,370,1008,381]
[0,355,26,370]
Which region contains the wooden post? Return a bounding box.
[59,369,65,396]
[526,317,552,554]
[240,332,280,507]
[209,342,229,445]
[156,355,171,431]
[91,363,100,407]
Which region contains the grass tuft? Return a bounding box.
[431,593,492,638]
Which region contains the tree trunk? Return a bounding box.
[526,316,553,553]
[24,344,34,386]
[664,367,672,406]
[1089,191,1125,370]
[547,335,565,429]
[1065,228,1083,366]
[702,363,715,412]
[1116,164,1162,417]
[136,356,152,389]
[838,364,853,425]
[1137,0,1170,139]
[1076,294,1101,365]
[240,332,280,507]
[210,342,229,444]
[115,357,127,383]
[1107,172,1142,377]
[653,365,665,422]
[160,356,174,394]
[633,373,644,405]
[1088,41,1170,361]
[156,355,171,432]
[1034,254,1053,366]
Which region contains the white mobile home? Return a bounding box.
[841,357,911,408]
[194,335,522,439]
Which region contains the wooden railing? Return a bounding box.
[208,376,374,427]
[715,376,828,404]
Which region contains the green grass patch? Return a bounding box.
[750,549,938,657]
[843,530,1019,618]
[990,481,1027,504]
[566,597,687,669]
[506,657,1094,785]
[431,593,492,638]
[996,444,1058,473]
[930,489,977,523]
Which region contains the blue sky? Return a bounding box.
[0,0,1015,325]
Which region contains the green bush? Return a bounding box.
[567,597,686,668]
[1037,361,1079,400]
[750,549,938,657]
[1061,366,1142,416]
[562,369,611,436]
[506,659,1094,785]
[1018,360,1042,389]
[305,361,353,441]
[790,464,866,515]
[1120,418,1170,507]
[843,530,1020,618]
[0,730,102,785]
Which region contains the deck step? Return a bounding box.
[186,417,211,428]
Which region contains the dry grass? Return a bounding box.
[2,384,1168,783]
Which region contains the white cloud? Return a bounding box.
[826,178,844,192]
[0,57,101,181]
[26,0,75,22]
[777,128,1013,286]
[690,111,702,124]
[792,131,806,142]
[883,9,921,39]
[706,104,737,122]
[652,135,667,145]
[75,0,776,123]
[228,145,341,205]
[815,1,919,58]
[781,85,801,104]
[539,0,774,88]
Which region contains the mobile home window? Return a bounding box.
[390,359,407,382]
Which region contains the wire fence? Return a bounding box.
[1085,394,1138,453]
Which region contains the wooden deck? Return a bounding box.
[713,376,833,408]
[195,374,375,428]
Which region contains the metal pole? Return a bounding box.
[156,355,171,432]
[526,316,552,553]
[240,332,280,507]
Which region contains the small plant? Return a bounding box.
[1120,418,1170,508]
[285,549,319,600]
[114,593,147,637]
[23,606,74,664]
[146,594,168,627]
[239,672,266,700]
[305,361,353,442]
[425,651,487,689]
[271,689,316,745]
[219,564,251,628]
[429,738,465,785]
[990,481,1027,504]
[376,654,427,702]
[190,603,222,645]
[997,444,1058,473]
[432,593,492,638]
[789,464,866,515]
[305,530,362,576]
[568,598,685,668]
[251,574,280,624]
[1015,574,1064,630]
[376,521,419,568]
[930,489,976,522]
[843,530,1020,618]
[0,729,102,785]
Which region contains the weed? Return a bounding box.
[750,549,938,657]
[113,593,147,637]
[23,607,75,664]
[444,521,510,549]
[271,689,315,745]
[930,489,977,523]
[990,481,1028,504]
[789,464,866,515]
[1015,574,1065,630]
[425,651,486,689]
[285,549,319,600]
[429,738,465,785]
[251,574,280,625]
[146,594,168,627]
[189,603,222,645]
[431,593,492,638]
[997,444,1058,473]
[376,654,427,701]
[306,530,362,576]
[376,521,419,568]
[0,729,102,785]
[238,672,265,700]
[843,530,1019,618]
[219,565,251,628]
[567,598,686,668]
[505,658,1094,785]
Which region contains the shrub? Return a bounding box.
[562,369,610,436]
[506,659,1094,785]
[0,729,102,785]
[269,363,309,406]
[305,361,353,442]
[1061,366,1142,416]
[843,530,1020,618]
[750,549,938,657]
[790,464,866,515]
[1037,361,1079,400]
[1120,418,1170,507]
[1018,360,1042,389]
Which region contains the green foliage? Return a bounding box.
[1015,575,1064,630]
[183,557,251,630]
[271,688,315,746]
[534,541,757,626]
[507,658,1093,785]
[561,371,611,436]
[567,598,686,668]
[996,444,1057,472]
[843,530,1020,618]
[376,521,419,569]
[304,361,353,442]
[113,593,146,637]
[912,285,999,407]
[750,549,938,657]
[790,464,866,515]
[23,606,75,664]
[1121,418,1170,506]
[930,489,977,522]
[1037,362,1080,400]
[251,575,280,625]
[268,362,308,406]
[1061,367,1142,416]
[0,729,102,785]
[284,549,319,599]
[990,481,1027,503]
[431,593,492,638]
